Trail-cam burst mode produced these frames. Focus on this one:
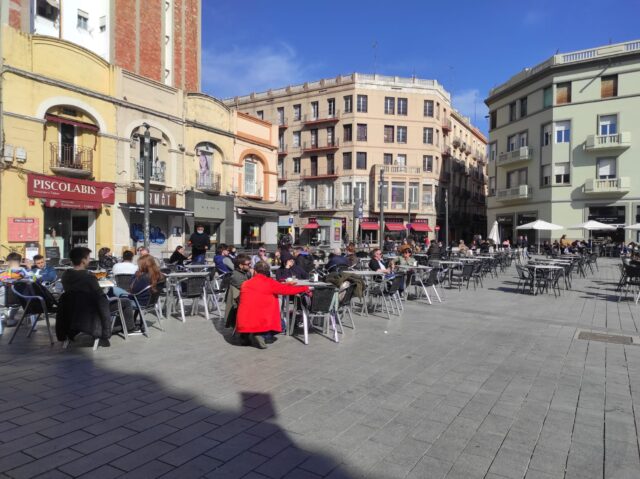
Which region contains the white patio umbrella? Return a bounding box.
[569,220,617,249]
[488,221,500,245]
[516,220,563,253]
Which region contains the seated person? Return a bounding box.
[369,248,392,274]
[130,255,165,309]
[31,254,56,283]
[0,252,30,326]
[98,247,117,270]
[326,247,349,271]
[251,246,271,267]
[293,246,315,274]
[275,258,309,281]
[397,247,417,267]
[112,250,138,276]
[427,241,441,258]
[214,244,234,273]
[168,245,189,266]
[62,247,135,337]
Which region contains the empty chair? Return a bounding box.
[336,282,357,330]
[9,281,56,345]
[304,286,340,343]
[450,264,475,291]
[175,276,209,322]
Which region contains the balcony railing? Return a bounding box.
[380,165,422,175]
[302,139,340,152]
[49,143,93,178]
[442,117,452,133]
[133,157,166,183]
[302,200,338,210]
[442,146,453,158]
[242,182,263,198]
[390,202,406,210]
[498,146,534,166]
[278,144,287,155]
[303,110,340,125]
[278,171,287,182]
[452,137,461,148]
[197,172,221,194]
[277,117,288,128]
[584,177,630,194]
[301,167,339,179]
[584,132,631,151]
[496,184,532,201]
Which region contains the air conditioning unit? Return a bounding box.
[15,147,27,163]
[2,144,15,163]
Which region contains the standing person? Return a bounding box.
[236,261,310,349]
[31,255,56,283]
[188,225,210,264]
[224,254,252,330]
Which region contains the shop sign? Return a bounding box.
[7,217,39,242]
[127,190,177,207]
[28,174,115,204]
[193,198,225,218]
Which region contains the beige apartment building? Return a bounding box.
[485,39,640,245]
[225,73,487,248]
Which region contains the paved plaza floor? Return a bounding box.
[1,259,640,478]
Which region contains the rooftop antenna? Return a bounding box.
[372,40,378,74]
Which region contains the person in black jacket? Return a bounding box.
[369,248,392,274]
[188,225,210,264]
[168,245,189,265]
[275,258,309,281]
[293,246,314,274]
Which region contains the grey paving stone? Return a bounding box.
[76,464,124,479]
[204,450,268,478]
[157,455,222,478]
[161,436,220,467]
[71,426,136,454]
[58,444,130,477]
[23,429,93,459]
[7,448,83,479]
[110,440,175,471]
[118,459,174,478]
[118,423,178,450]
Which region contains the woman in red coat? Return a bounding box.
[236,261,310,349]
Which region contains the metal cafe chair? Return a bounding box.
[129,283,165,333]
[175,276,209,322]
[9,281,55,345]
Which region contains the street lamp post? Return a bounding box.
[379,168,385,249]
[142,123,151,248]
[444,187,449,249]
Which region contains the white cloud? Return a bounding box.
[201,43,313,99]
[452,89,488,128]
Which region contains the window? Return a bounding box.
[507,134,517,152]
[489,142,497,162]
[384,97,395,115]
[379,181,388,207]
[396,154,406,166]
[490,110,497,129]
[397,126,407,143]
[542,123,552,146]
[327,98,336,117]
[77,10,89,29]
[280,189,287,205]
[327,154,335,173]
[383,153,393,165]
[342,152,352,170]
[556,82,571,104]
[489,177,496,196]
[308,185,317,208]
[599,115,617,136]
[277,107,285,125]
[356,152,367,170]
[310,102,319,120]
[423,127,433,144]
[354,182,366,201]
[397,98,408,116]
[256,110,264,120]
[293,157,300,173]
[342,183,352,204]
[384,125,394,143]
[357,124,367,141]
[327,127,335,146]
[421,184,432,206]
[543,86,553,108]
[506,168,528,188]
[424,100,434,117]
[601,75,618,98]
[542,164,551,186]
[597,158,616,179]
[244,160,257,195]
[357,95,368,113]
[36,0,59,20]
[518,131,528,148]
[554,163,570,184]
[409,183,419,207]
[555,121,570,143]
[293,104,301,121]
[310,129,318,147]
[326,184,335,205]
[423,155,433,172]
[344,95,353,113]
[292,131,301,148]
[343,124,352,142]
[509,102,516,122]
[519,97,528,117]
[391,182,405,207]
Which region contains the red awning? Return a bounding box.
[303,223,319,229]
[410,223,433,232]
[360,222,379,231]
[43,198,101,210]
[45,114,99,132]
[385,223,405,231]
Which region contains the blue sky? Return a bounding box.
[201,0,640,131]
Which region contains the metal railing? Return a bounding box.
[278,144,287,154]
[242,181,263,197]
[133,157,165,182]
[197,172,221,193]
[381,165,422,174]
[303,110,341,123]
[50,143,93,173]
[302,139,340,151]
[301,166,339,178]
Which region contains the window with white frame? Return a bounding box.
[397,98,408,116]
[597,158,616,179]
[384,97,395,115]
[555,121,570,143]
[422,184,433,206]
[489,142,497,162]
[518,131,528,147]
[343,95,353,113]
[391,182,405,207]
[293,157,300,173]
[327,98,336,117]
[292,131,301,148]
[357,94,368,113]
[354,182,366,202]
[280,189,287,205]
[423,127,433,144]
[77,10,89,29]
[542,123,552,146]
[397,126,407,143]
[554,163,570,184]
[326,184,334,205]
[293,104,301,121]
[342,183,352,204]
[384,125,394,143]
[506,168,527,188]
[542,164,551,186]
[409,183,419,207]
[357,124,367,141]
[244,159,258,195]
[424,100,434,117]
[310,102,319,120]
[396,154,406,166]
[423,155,433,172]
[308,185,317,208]
[599,115,618,136]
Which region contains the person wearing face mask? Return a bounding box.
[188,225,210,264]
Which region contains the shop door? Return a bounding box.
[71,211,96,252]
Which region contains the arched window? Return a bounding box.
[244,156,258,196]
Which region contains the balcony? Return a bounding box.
[381,165,422,175]
[301,166,339,180]
[302,139,340,153]
[584,177,630,194]
[276,117,288,129]
[241,182,263,199]
[452,137,461,149]
[442,146,453,158]
[303,110,340,126]
[302,200,339,211]
[442,117,452,134]
[440,172,451,182]
[197,172,221,194]
[132,157,166,184]
[49,143,93,178]
[584,132,631,151]
[278,144,288,156]
[475,151,487,165]
[496,184,533,202]
[498,146,534,167]
[277,171,288,183]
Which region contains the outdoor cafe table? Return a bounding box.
[164,271,210,319]
[526,264,565,295]
[184,264,213,270]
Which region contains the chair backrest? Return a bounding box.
[181,276,207,297]
[387,274,405,294]
[309,286,337,313]
[423,268,439,287]
[217,273,232,292]
[114,274,135,290]
[87,260,100,271]
[462,263,475,278]
[338,282,356,307]
[11,281,46,314]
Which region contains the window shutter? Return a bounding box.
[556,83,571,104]
[553,163,568,176]
[597,159,615,178]
[601,76,617,98]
